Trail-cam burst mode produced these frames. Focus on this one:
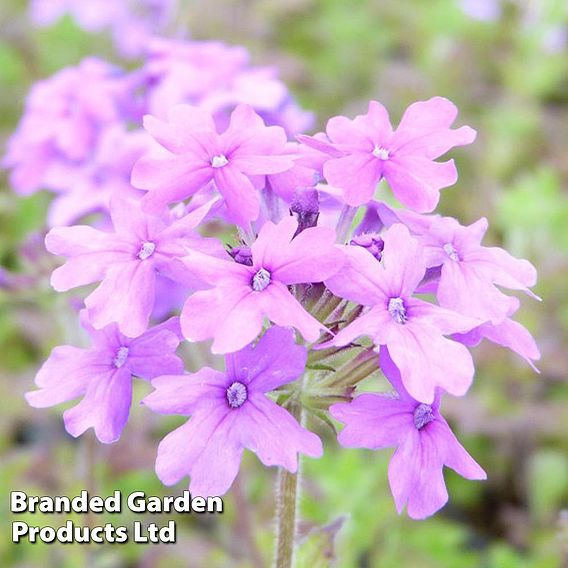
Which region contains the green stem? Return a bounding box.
[274,392,304,568]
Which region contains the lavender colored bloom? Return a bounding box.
[131,104,295,226]
[300,97,476,211]
[325,224,480,403]
[2,58,128,196]
[141,38,313,135]
[330,347,486,519]
[417,216,539,324]
[180,216,344,353]
[46,196,222,337]
[142,326,323,496]
[26,313,183,443]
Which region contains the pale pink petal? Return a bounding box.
[25,347,99,408]
[477,318,541,371]
[63,367,132,444]
[352,100,393,143]
[325,246,388,305]
[326,115,373,151]
[395,126,476,160]
[466,246,539,293]
[210,291,266,354]
[332,306,392,347]
[143,369,226,415]
[380,224,426,297]
[261,281,325,343]
[238,393,322,471]
[384,157,457,212]
[155,406,238,492]
[143,105,216,156]
[404,429,449,519]
[213,164,260,226]
[271,225,345,284]
[250,217,297,271]
[85,260,156,337]
[230,154,294,175]
[437,260,516,323]
[324,154,381,206]
[228,326,307,392]
[127,324,183,379]
[181,249,251,287]
[430,419,486,480]
[181,285,252,344]
[331,393,414,449]
[407,298,482,334]
[387,322,474,403]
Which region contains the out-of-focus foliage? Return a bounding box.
[1,0,567,566]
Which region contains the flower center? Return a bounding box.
[113,346,129,368]
[443,242,459,261]
[137,241,156,260]
[226,381,247,408]
[211,154,229,168]
[372,145,389,160]
[251,268,271,291]
[388,297,408,324]
[413,403,435,430]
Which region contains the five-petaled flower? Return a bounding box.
[330,346,486,519]
[46,196,222,337]
[300,97,476,211]
[143,326,323,496]
[180,215,345,353]
[26,313,184,443]
[325,223,481,403]
[131,103,295,227]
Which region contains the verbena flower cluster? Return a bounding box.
[7,40,540,520]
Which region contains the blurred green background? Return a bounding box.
[1,0,567,566]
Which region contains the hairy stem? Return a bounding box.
[274,394,304,568]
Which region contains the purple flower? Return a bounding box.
[131,104,295,226]
[142,326,323,496]
[300,97,476,211]
[46,196,222,337]
[141,38,313,135]
[2,58,128,196]
[180,216,344,353]
[330,347,486,519]
[418,216,539,324]
[325,224,480,403]
[26,313,183,443]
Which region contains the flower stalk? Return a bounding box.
[274,379,305,568]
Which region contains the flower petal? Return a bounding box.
[324,154,381,206]
[143,368,226,415]
[63,367,132,444]
[331,393,414,449]
[227,326,307,392]
[384,157,457,212]
[238,393,323,471]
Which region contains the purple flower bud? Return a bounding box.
[350,233,384,261]
[290,188,319,236]
[229,245,253,266]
